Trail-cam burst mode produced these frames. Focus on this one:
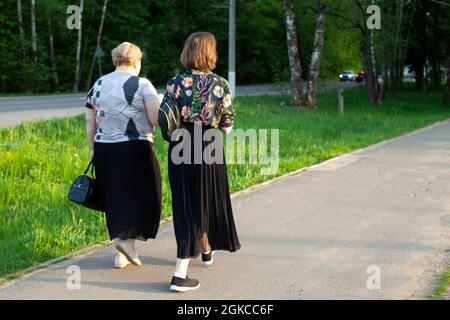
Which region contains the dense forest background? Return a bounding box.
[0,0,361,93]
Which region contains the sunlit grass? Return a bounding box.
[1,86,449,275]
[430,270,450,300]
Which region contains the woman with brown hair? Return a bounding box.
[161,32,241,292]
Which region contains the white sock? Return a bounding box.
[202,249,211,254]
[174,258,190,279]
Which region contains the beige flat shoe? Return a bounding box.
[115,239,142,266]
[114,251,131,269]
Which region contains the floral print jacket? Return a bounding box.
[162,70,235,129]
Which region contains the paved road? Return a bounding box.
[1,120,449,300]
[0,82,357,128]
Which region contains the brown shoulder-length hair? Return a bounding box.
[180,32,217,71]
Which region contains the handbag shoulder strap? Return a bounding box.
[83,159,95,176]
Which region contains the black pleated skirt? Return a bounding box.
[94,140,162,241]
[168,124,241,259]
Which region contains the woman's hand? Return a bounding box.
[220,126,233,134]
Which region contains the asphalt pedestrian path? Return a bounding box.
[1,120,449,299]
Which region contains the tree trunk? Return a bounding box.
[379,28,391,104]
[431,54,439,88]
[392,0,404,95]
[379,64,388,102]
[30,0,37,64]
[443,59,449,107]
[423,62,428,96]
[413,0,428,93]
[73,0,84,92]
[430,5,440,88]
[390,65,397,96]
[369,30,380,102]
[86,0,109,90]
[17,0,25,58]
[81,5,99,89]
[47,6,59,90]
[399,2,415,90]
[306,4,327,108]
[361,34,377,104]
[283,0,303,107]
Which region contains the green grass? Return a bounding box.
[1,86,449,276]
[430,270,450,300]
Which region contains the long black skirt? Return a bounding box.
[94,140,162,241]
[168,124,241,259]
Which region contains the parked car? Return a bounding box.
[339,70,356,82]
[355,70,365,83]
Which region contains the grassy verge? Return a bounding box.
[430,271,450,300]
[1,86,449,276]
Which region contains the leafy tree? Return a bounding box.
[0,0,445,101]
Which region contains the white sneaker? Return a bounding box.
[114,251,130,269]
[115,239,142,266]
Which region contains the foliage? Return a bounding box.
[0,0,361,93]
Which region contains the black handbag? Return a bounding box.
[68,160,104,212]
[158,98,181,142]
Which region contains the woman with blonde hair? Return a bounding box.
[85,42,162,269]
[161,32,241,292]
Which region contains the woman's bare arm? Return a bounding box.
[145,93,163,127]
[86,108,96,160]
[144,97,160,127]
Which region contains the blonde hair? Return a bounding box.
[111,42,142,67]
[180,32,217,71]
